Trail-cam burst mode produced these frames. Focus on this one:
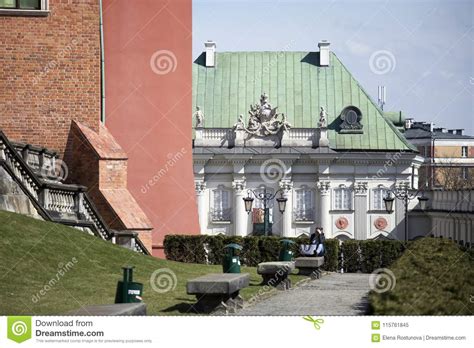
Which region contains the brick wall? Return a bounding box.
[0,0,101,155]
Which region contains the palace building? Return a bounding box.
[192,41,425,240]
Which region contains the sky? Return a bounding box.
[193,0,474,135]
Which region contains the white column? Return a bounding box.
[279,179,293,237]
[195,179,207,234]
[317,181,331,237]
[232,178,247,236]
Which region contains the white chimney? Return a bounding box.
[205,40,216,67]
[318,40,330,66]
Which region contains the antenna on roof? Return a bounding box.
[378,86,386,110]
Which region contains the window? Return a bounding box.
[462,146,468,158]
[334,186,352,210]
[294,187,314,221]
[373,187,389,210]
[211,186,231,222]
[0,0,41,9]
[462,167,469,180]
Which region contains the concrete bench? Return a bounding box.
[66,303,146,316]
[257,261,295,290]
[295,257,325,279]
[186,273,250,314]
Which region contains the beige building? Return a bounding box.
[404,121,474,189]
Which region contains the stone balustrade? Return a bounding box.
[1,131,148,254]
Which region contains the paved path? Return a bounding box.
[237,273,371,315]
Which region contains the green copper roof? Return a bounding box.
[192,51,415,151]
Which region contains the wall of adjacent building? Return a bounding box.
[0,0,101,155]
[102,0,200,257]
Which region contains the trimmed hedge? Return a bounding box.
[163,235,405,273]
[164,234,342,270]
[341,240,406,273]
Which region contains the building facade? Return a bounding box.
[192,42,424,240]
[404,121,474,189]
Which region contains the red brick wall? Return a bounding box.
[99,160,127,189]
[0,0,101,155]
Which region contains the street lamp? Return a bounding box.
[243,188,287,236]
[383,186,429,241]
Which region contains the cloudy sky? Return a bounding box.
[193,0,474,135]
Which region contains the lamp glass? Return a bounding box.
[243,196,254,213]
[383,193,395,213]
[276,197,287,214]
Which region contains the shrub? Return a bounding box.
[360,240,383,273]
[341,240,360,272]
[368,238,474,315]
[322,239,340,272]
[163,235,207,263]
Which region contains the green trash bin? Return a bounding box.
[279,239,296,261]
[115,266,144,303]
[222,243,242,273]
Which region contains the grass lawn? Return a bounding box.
[369,237,474,315]
[0,210,305,315]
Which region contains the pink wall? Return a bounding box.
[102,0,199,257]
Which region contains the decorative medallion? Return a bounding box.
[374,217,388,231]
[335,217,349,230]
[233,93,291,137]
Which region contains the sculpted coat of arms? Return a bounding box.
[234,93,291,136]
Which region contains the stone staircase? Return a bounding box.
[0,130,149,255]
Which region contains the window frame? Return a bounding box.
[333,185,353,211]
[210,185,232,223]
[0,0,49,16]
[372,186,389,211]
[293,186,315,222]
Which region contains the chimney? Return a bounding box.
[405,118,414,129]
[204,40,216,67]
[318,40,330,66]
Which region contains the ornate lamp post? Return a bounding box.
[383,187,429,241]
[243,188,287,236]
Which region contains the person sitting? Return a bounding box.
[315,228,325,257]
[300,227,323,256]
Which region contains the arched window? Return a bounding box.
[211,185,232,222]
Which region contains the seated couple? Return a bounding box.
[300,227,325,257]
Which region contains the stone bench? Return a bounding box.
[186,273,250,314]
[66,303,146,316]
[257,261,295,290]
[295,257,325,279]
